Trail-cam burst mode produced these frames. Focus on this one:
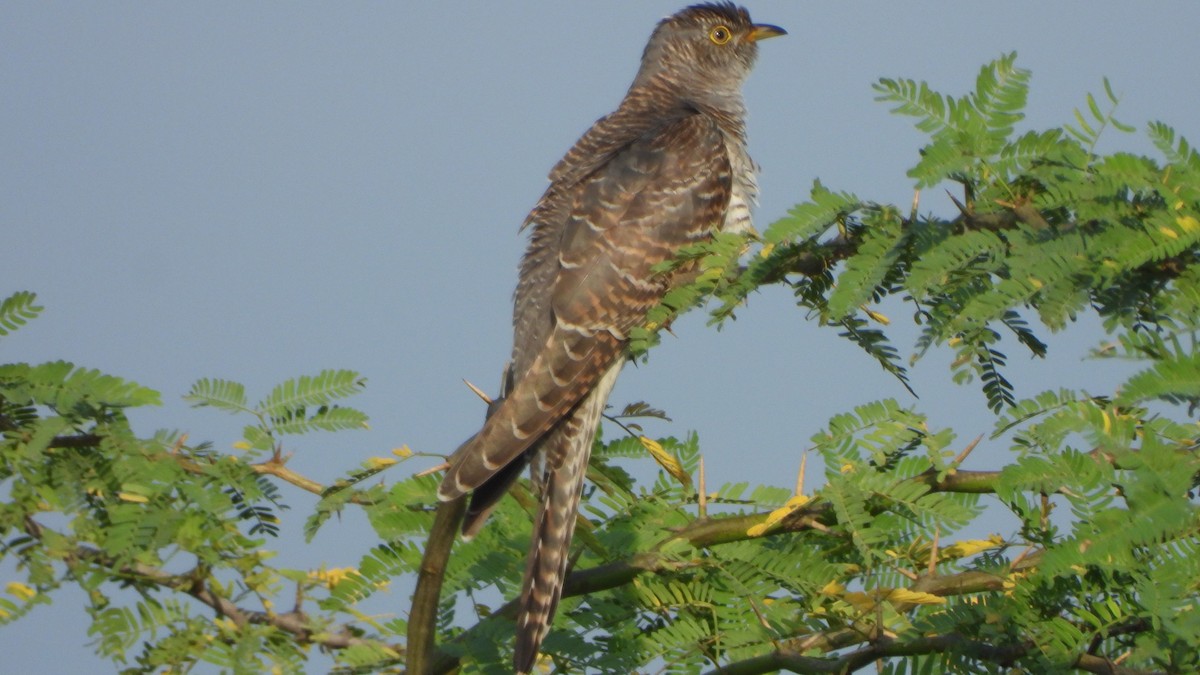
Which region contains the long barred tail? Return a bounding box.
[512,361,620,674]
[513,440,589,674]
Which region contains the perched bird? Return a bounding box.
[437,4,784,671]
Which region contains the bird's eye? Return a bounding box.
[708,25,732,45]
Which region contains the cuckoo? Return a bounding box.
[437,4,784,671]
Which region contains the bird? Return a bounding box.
[436,4,784,671]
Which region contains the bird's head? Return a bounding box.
[634,2,785,98]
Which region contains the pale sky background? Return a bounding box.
[3,2,1199,672]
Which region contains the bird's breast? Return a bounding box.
[721,140,759,236]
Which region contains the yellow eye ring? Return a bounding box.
[708,25,732,45]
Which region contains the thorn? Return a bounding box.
[1010,545,1035,569]
[909,189,921,223]
[928,527,940,576]
[415,462,450,478]
[952,435,983,468]
[801,517,831,533]
[462,379,493,405]
[896,568,920,581]
[697,456,707,519]
[796,631,826,652]
[746,596,773,632]
[946,189,969,215]
[795,452,808,497]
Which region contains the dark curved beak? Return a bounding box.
[747,23,787,42]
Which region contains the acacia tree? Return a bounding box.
[3,55,1199,673]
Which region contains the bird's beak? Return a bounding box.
[747,23,787,43]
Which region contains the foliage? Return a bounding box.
[5,53,1200,673]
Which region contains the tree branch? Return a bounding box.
[406,495,467,675]
[759,234,858,283]
[22,517,370,651]
[702,631,1159,675]
[420,496,1042,674]
[48,432,103,449]
[32,424,1155,673]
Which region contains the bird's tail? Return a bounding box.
[512,358,620,674]
[513,420,592,674]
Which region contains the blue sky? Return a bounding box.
[3,2,1199,671]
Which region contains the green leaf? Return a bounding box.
[1148,120,1200,172]
[837,315,913,395]
[273,405,369,435]
[906,229,1007,298]
[184,378,249,414]
[257,369,365,417]
[826,211,905,319]
[763,181,860,244]
[971,51,1029,142]
[1116,352,1200,407]
[0,361,160,410]
[0,291,43,338]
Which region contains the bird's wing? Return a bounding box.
[510,112,735,674]
[438,111,733,502]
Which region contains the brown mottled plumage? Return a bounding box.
[436,4,783,671]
